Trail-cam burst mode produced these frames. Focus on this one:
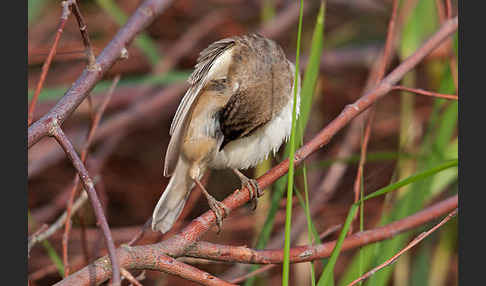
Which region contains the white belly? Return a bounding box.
[209,91,300,170]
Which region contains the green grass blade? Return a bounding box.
[298,0,326,133]
[282,0,304,284]
[399,0,438,59]
[309,151,412,170]
[42,239,65,277]
[319,158,456,286]
[337,2,454,284]
[358,170,364,286]
[245,2,326,284]
[244,2,325,286]
[361,159,457,202]
[430,138,457,195]
[291,3,326,283]
[410,239,431,286]
[28,212,65,277]
[365,106,456,286]
[96,0,161,65]
[317,204,359,286]
[302,165,316,286]
[294,184,317,286]
[428,216,457,285]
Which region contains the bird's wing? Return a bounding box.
[218,81,272,150]
[164,38,235,176]
[219,35,294,150]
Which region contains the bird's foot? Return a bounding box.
[242,177,262,211]
[206,195,230,234]
[194,177,230,234]
[233,169,262,211]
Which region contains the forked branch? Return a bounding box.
[54,17,458,286]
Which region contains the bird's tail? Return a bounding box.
[152,158,194,233]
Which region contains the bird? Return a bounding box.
[151,33,301,234]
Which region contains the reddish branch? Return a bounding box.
[28,0,317,179]
[28,0,100,126]
[57,246,237,286]
[28,0,74,125]
[347,208,458,286]
[28,82,187,179]
[158,16,457,259]
[55,195,456,286]
[351,0,399,231]
[28,192,88,256]
[435,0,458,90]
[391,86,458,100]
[28,0,174,148]
[249,119,361,258]
[54,17,458,286]
[120,268,144,286]
[62,75,120,276]
[69,1,97,67]
[28,132,124,256]
[184,196,457,264]
[49,123,121,285]
[228,224,342,283]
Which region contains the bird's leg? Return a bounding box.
[193,178,229,234]
[232,168,262,211]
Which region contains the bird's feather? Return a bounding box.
[219,34,294,150]
[164,38,235,176]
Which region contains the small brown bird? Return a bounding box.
[152,34,300,233]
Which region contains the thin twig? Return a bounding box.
[391,86,458,100]
[28,0,75,125]
[230,264,274,284]
[28,191,89,256]
[166,15,457,258]
[445,0,458,90]
[127,219,152,246]
[55,193,456,286]
[184,196,457,264]
[28,0,174,148]
[62,75,120,276]
[435,0,446,23]
[28,135,122,250]
[346,209,458,286]
[49,122,121,285]
[351,0,399,234]
[28,0,319,178]
[69,0,97,67]
[120,268,144,286]
[53,17,458,285]
[445,0,453,17]
[249,120,360,258]
[229,224,342,284]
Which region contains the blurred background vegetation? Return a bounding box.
[28,0,458,285]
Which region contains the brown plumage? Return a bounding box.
[219,36,293,148]
[152,34,300,234]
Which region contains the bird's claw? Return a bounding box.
[207,196,230,234]
[241,177,261,211]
